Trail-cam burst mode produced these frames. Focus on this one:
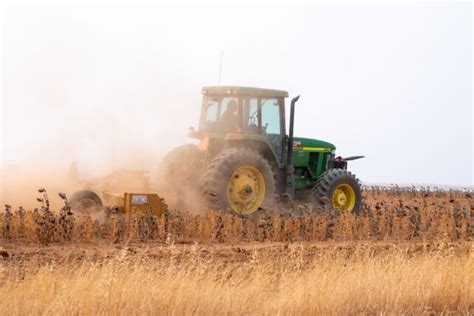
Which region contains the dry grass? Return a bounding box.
[0,243,472,314]
[1,189,473,244]
[0,188,473,314]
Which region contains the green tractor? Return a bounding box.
[161,86,364,215]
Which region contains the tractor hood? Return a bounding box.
[293,137,335,151]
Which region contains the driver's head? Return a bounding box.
[227,100,237,113]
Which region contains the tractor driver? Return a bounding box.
[219,99,239,130]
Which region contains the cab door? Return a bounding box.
[260,97,285,164]
[242,96,285,164]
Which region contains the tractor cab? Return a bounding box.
[193,86,289,166]
[199,86,288,135]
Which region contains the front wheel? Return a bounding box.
[311,169,362,214]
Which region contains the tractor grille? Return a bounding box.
[309,152,319,171]
[309,152,333,174]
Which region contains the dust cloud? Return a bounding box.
[1,83,201,211]
[1,6,205,211]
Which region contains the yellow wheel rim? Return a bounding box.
[227,166,265,215]
[332,184,356,212]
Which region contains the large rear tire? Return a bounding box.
[200,148,276,215]
[159,144,202,185]
[158,144,203,210]
[311,169,362,214]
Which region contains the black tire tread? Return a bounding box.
[311,169,362,214]
[200,148,276,214]
[159,144,201,187]
[70,190,103,211]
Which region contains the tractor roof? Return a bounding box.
[202,86,289,98]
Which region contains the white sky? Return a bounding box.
[1,3,472,185]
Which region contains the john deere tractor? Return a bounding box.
[161,86,364,215]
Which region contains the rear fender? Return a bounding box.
[204,133,282,167]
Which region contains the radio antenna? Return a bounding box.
[218,50,224,86]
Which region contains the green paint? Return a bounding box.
[193,86,343,193]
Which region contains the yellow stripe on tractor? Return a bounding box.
[302,147,332,151]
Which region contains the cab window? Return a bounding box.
[261,98,281,134]
[220,97,238,117]
[201,95,239,131]
[205,97,219,123]
[243,97,259,133]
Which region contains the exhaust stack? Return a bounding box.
[286,95,300,198]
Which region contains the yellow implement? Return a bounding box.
[123,193,167,216]
[70,189,168,218]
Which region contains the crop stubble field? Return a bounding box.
[0,188,473,314]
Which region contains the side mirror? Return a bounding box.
[37,198,43,202]
[38,188,46,193]
[59,192,67,200]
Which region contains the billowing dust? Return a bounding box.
[0,143,199,212]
